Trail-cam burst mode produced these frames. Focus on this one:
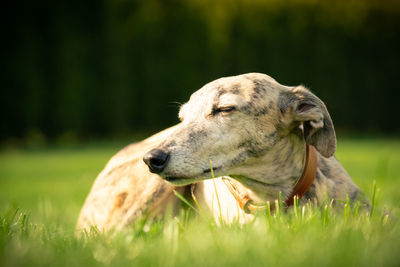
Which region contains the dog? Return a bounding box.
[77,73,367,231]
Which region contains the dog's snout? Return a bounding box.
[143,149,170,173]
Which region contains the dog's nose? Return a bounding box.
[143,149,170,173]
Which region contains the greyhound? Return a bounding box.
[77,73,367,231]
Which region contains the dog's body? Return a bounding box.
[77,73,367,231]
[77,125,184,230]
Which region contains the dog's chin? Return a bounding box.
[163,176,204,186]
[162,166,223,186]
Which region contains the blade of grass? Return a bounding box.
[190,185,208,219]
[370,180,377,218]
[293,195,299,219]
[210,160,223,224]
[274,199,280,219]
[173,190,199,214]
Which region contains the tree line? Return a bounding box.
[2,0,399,142]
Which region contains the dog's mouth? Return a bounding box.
[164,176,201,186]
[163,166,222,186]
[202,166,221,174]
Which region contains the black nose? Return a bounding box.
[143,149,170,173]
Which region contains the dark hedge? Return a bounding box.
[2,0,399,140]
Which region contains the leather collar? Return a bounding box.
[222,144,318,213]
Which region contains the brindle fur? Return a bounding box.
[77,73,367,231]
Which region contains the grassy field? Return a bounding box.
[0,138,400,266]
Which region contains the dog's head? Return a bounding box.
[143,73,336,187]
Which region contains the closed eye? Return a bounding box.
[212,106,237,115]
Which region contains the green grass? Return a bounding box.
[0,139,400,266]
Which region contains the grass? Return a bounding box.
[0,138,400,266]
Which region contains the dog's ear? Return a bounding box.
[278,86,336,157]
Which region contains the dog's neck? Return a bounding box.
[225,145,317,213]
[229,136,308,203]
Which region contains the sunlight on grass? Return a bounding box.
[0,138,399,266]
[0,194,397,267]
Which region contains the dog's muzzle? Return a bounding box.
[143,148,170,173]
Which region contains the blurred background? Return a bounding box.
[2,0,400,146]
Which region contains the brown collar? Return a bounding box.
[222,145,318,213]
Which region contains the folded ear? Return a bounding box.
[278,86,336,157]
